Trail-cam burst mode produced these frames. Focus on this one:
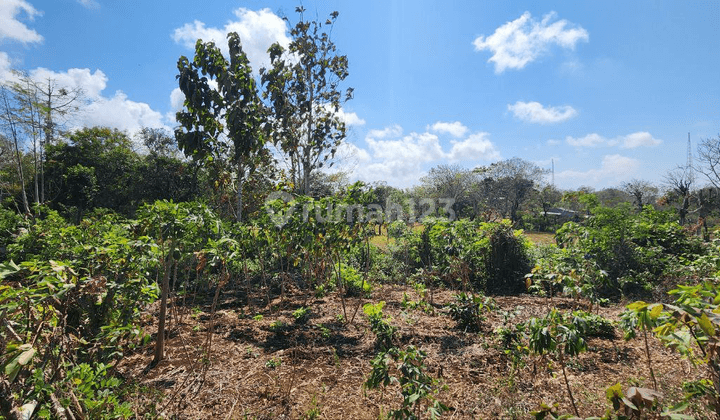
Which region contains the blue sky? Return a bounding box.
[1,0,718,190]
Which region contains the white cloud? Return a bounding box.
[29,67,108,99]
[0,52,12,81]
[473,11,588,73]
[547,139,561,146]
[0,0,43,44]
[508,101,577,124]
[337,109,365,126]
[169,87,185,111]
[620,131,662,149]
[76,0,100,9]
[79,91,166,133]
[339,124,500,187]
[566,131,662,149]
[172,8,291,71]
[366,131,445,163]
[556,154,640,189]
[428,121,468,138]
[448,132,500,161]
[11,67,167,135]
[321,103,365,126]
[566,133,607,148]
[367,125,403,140]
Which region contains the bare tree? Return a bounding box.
[664,166,693,225]
[0,86,31,214]
[622,179,658,212]
[697,133,720,188]
[4,72,83,204]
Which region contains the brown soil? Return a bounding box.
[118,284,715,419]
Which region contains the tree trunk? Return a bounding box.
[559,350,579,417]
[643,326,658,390]
[2,91,31,216]
[303,65,314,196]
[153,239,176,365]
[236,163,243,222]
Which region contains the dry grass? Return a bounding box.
[118,283,714,419]
[523,232,556,245]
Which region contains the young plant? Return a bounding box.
[364,345,448,419]
[445,292,496,333]
[363,301,397,351]
[620,301,663,390]
[527,309,588,417]
[293,306,311,324]
[650,281,720,415]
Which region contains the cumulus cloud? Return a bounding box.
[0,0,43,44]
[79,92,166,133]
[448,132,500,161]
[473,11,588,73]
[0,52,12,81]
[366,131,446,164]
[566,133,607,148]
[338,124,500,187]
[320,103,365,126]
[565,131,662,149]
[367,125,403,140]
[556,154,640,189]
[508,101,577,124]
[172,8,290,71]
[11,67,167,134]
[29,67,108,99]
[336,109,365,126]
[169,87,185,111]
[428,121,468,138]
[620,131,662,149]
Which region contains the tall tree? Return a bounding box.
[176,32,266,222]
[6,72,83,204]
[474,157,549,223]
[696,133,720,188]
[663,166,693,225]
[0,86,31,215]
[261,8,352,195]
[420,164,477,217]
[621,179,658,212]
[46,127,138,219]
[136,127,178,158]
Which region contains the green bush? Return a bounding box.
[550,204,703,299]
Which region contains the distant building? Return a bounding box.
[543,207,579,221]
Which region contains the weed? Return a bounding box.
[293,306,311,324]
[265,357,282,369]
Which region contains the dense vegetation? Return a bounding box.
[2,6,720,420]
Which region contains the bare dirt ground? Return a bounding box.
[118,284,715,419]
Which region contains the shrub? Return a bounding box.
[363,301,396,351]
[445,292,496,333]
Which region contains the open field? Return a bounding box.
[119,283,709,419]
[369,226,556,250]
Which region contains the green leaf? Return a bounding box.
[0,260,20,279]
[5,359,21,382]
[698,312,716,336]
[627,301,649,312]
[649,303,663,319]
